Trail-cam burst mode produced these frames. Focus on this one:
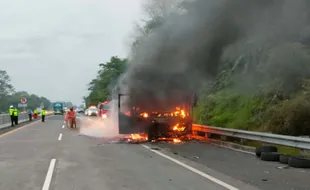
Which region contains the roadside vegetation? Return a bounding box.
[86,0,310,136]
[84,57,127,107]
[0,70,52,113]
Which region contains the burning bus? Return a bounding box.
[117,91,196,141]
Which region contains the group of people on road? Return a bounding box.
[28,108,46,122]
[9,106,47,126]
[9,105,75,127]
[9,105,19,126]
[27,108,46,122]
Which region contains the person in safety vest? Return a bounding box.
[41,108,46,122]
[64,106,76,129]
[13,108,19,125]
[9,105,15,127]
[34,109,38,119]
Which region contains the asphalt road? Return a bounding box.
[155,141,310,190]
[0,115,305,190]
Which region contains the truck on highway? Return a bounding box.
[97,101,110,119]
[53,102,64,115]
[117,92,197,141]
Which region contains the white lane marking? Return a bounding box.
[42,159,56,190]
[194,137,255,155]
[212,143,255,155]
[142,145,239,190]
[0,115,53,138]
[62,125,65,129]
[58,133,62,141]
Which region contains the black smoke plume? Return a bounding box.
[118,0,310,111]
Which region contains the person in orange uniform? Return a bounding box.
[64,106,76,129]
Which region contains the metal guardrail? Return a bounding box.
[0,112,53,129]
[0,113,28,125]
[192,124,310,150]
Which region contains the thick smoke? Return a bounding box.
[118,0,310,110]
[79,100,121,138]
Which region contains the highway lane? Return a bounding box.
[0,115,261,190]
[52,116,258,190]
[0,116,62,190]
[156,140,310,190]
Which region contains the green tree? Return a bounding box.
[0,70,14,112]
[85,56,127,107]
[0,70,52,112]
[4,91,52,111]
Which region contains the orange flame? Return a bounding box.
[140,112,148,118]
[129,133,148,141]
[172,123,186,132]
[173,138,182,143]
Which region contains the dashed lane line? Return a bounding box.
[42,159,56,190]
[58,133,62,141]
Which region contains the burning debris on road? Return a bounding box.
[123,133,149,143]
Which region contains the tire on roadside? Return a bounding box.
[260,152,282,161]
[255,145,278,157]
[279,154,291,164]
[288,156,310,168]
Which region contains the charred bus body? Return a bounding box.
[117,92,196,141]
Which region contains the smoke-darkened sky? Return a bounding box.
[0,0,143,105]
[120,0,310,110]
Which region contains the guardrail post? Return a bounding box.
[206,133,211,138]
[220,135,227,141]
[240,139,248,145]
[301,149,310,157]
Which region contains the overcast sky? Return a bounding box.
[0,0,143,105]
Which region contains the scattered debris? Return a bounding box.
[150,147,161,151]
[277,166,289,169]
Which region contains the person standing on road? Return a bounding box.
[41,108,46,122]
[33,109,38,119]
[28,109,33,121]
[13,107,19,125]
[9,105,15,127]
[64,106,76,129]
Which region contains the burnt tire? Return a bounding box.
[255,145,278,157]
[279,154,291,164]
[147,132,155,142]
[260,152,282,162]
[147,126,156,142]
[288,156,310,168]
